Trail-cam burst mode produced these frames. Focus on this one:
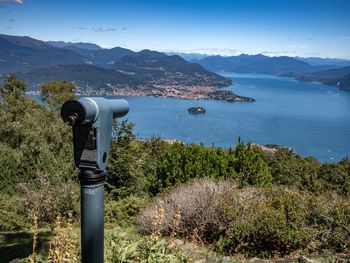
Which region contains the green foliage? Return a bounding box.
[40,80,76,110]
[317,159,350,196]
[1,76,350,259]
[107,120,169,199]
[0,194,29,231]
[139,178,350,258]
[105,227,190,263]
[265,149,320,192]
[224,188,315,257]
[0,76,79,227]
[234,140,272,187]
[150,143,234,194]
[1,74,26,96]
[105,196,148,227]
[150,139,271,194]
[308,194,350,252]
[0,143,22,194]
[265,149,350,196]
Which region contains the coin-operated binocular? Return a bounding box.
[61,97,129,263]
[61,97,129,171]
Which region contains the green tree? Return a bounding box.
[0,75,37,123]
[96,119,171,199]
[40,80,76,110]
[265,149,320,192]
[318,159,350,196]
[234,139,272,187]
[0,76,79,225]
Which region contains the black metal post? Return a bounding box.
[79,169,107,263]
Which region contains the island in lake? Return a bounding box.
[188,107,206,114]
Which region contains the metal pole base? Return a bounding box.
[79,169,106,263]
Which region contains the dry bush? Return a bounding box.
[137,178,350,257]
[48,213,78,263]
[16,175,79,224]
[137,178,236,243]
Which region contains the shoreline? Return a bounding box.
[26,83,256,102]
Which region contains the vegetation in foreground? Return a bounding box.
[0,76,349,262]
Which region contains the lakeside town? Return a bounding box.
[26,83,256,102]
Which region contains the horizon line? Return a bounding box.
[2,33,350,60]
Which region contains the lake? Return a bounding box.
[115,72,350,162]
[29,72,350,162]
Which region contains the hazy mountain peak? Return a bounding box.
[0,34,48,48]
[47,41,102,50]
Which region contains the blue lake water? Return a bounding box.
[30,72,350,162]
[115,72,350,162]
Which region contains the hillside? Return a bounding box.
[47,40,102,50]
[295,56,350,67]
[0,80,349,261]
[111,50,231,87]
[0,34,87,74]
[57,46,136,66]
[195,54,314,75]
[0,34,232,94]
[297,66,350,91]
[13,64,140,91]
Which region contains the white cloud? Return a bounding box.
[0,0,23,4]
[93,27,116,32]
[261,50,297,56]
[287,44,308,49]
[100,44,112,49]
[161,47,241,56]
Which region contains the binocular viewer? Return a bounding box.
[61,97,129,171]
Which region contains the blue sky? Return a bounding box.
[1,0,350,58]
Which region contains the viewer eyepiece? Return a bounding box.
[66,114,78,126]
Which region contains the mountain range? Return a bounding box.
[1,34,349,93]
[0,34,230,93]
[297,66,350,91]
[191,54,350,91]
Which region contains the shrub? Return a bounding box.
[0,193,29,231]
[149,140,271,195]
[318,159,350,196]
[105,227,190,262]
[234,140,272,187]
[107,121,170,199]
[265,149,320,192]
[138,178,234,243]
[105,196,148,227]
[16,175,80,225]
[223,188,315,257]
[307,194,350,252]
[0,143,21,194]
[137,178,350,258]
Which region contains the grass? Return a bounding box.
[2,226,348,263]
[0,229,51,263]
[0,227,242,263]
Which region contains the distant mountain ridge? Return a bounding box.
[297,66,350,91]
[0,34,237,100]
[0,34,87,73]
[295,56,350,67]
[194,54,314,75]
[193,54,350,91]
[47,41,102,50]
